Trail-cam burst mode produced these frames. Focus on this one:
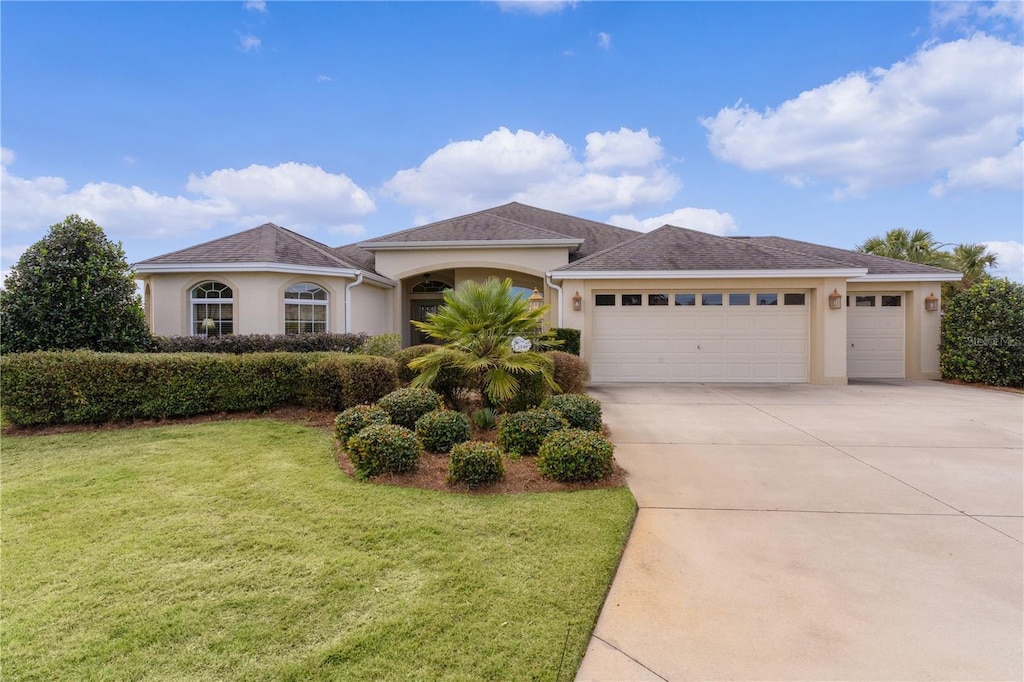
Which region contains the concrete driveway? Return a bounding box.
[576,381,1023,681]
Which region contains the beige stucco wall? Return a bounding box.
[373,246,569,282]
[350,281,393,336]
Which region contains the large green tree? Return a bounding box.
[1,215,151,352]
[408,277,558,406]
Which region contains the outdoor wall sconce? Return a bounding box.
[528,288,544,312]
[924,292,939,312]
[828,288,842,310]
[422,273,431,286]
[572,290,583,311]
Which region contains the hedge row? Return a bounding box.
[1,351,398,426]
[152,333,367,354]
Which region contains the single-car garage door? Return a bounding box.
[590,290,809,383]
[847,292,905,379]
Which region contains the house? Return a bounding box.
[135,202,961,385]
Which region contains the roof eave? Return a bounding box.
[134,262,396,286]
[547,268,870,280]
[850,272,964,282]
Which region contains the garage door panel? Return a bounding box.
[848,293,905,379]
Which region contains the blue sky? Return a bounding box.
[2,1,1022,280]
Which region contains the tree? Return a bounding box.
[408,277,558,407]
[947,243,998,291]
[1,215,152,352]
[940,278,1023,387]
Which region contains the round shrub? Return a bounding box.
[940,278,1024,387]
[377,387,444,429]
[536,429,614,483]
[333,404,390,446]
[347,423,420,479]
[395,344,436,384]
[497,408,569,457]
[548,351,590,394]
[501,371,552,413]
[447,441,504,486]
[416,409,472,453]
[542,393,603,432]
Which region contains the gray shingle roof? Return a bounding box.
[138,223,361,270]
[736,236,960,276]
[486,202,642,260]
[359,206,586,247]
[555,225,852,272]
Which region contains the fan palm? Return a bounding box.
[856,228,948,267]
[408,277,559,406]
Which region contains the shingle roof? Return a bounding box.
[555,225,852,272]
[359,206,587,247]
[735,236,960,276]
[138,223,361,270]
[486,202,642,261]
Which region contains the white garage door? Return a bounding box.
[847,293,905,379]
[591,291,809,383]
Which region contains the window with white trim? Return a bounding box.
[191,281,234,336]
[285,283,327,334]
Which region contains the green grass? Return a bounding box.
[1,420,635,681]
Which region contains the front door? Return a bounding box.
[411,300,444,345]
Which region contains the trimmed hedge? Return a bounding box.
[347,423,420,479]
[550,328,581,356]
[537,429,614,482]
[542,393,602,431]
[497,408,569,458]
[334,404,391,447]
[0,351,319,426]
[940,279,1024,387]
[359,333,402,359]
[549,351,590,394]
[377,387,445,429]
[502,371,552,413]
[415,410,472,454]
[447,441,504,486]
[152,333,367,354]
[395,344,470,407]
[304,355,400,412]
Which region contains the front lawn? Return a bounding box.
[1,420,635,680]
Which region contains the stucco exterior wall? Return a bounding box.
[350,282,393,336]
[373,246,569,281]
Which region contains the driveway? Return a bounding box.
[576,381,1023,681]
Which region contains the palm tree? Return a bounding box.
[408,277,558,406]
[856,228,948,267]
[947,243,998,289]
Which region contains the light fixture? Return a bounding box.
[572,290,583,311]
[828,288,842,310]
[422,273,431,286]
[924,292,939,312]
[528,288,544,312]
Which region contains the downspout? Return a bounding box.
[344,273,364,333]
[545,275,563,328]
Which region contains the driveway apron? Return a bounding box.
[576,381,1024,681]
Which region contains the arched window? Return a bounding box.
[285,283,327,335]
[410,280,452,294]
[191,281,234,336]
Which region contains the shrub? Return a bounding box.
[940,278,1024,387]
[447,441,504,486]
[395,344,436,384]
[0,351,316,426]
[334,404,390,446]
[416,410,472,453]
[549,351,590,394]
[497,409,569,458]
[360,333,402,359]
[501,370,552,413]
[304,355,400,411]
[536,429,614,483]
[152,333,367,354]
[550,328,581,356]
[542,393,603,431]
[347,423,421,479]
[472,407,498,431]
[377,387,444,429]
[395,344,470,407]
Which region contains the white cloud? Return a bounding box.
[496,1,576,15]
[316,74,333,83]
[243,0,268,13]
[1,244,29,266]
[327,223,367,238]
[597,32,612,49]
[983,240,1024,281]
[238,34,261,52]
[931,140,1023,195]
[122,155,136,166]
[702,34,1023,197]
[585,128,663,170]
[608,208,739,235]
[1,153,375,238]
[931,1,1023,35]
[1,147,15,166]
[381,126,680,219]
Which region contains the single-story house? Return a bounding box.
[135,202,961,385]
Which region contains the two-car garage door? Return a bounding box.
[591,290,809,383]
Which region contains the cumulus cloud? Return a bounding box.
[983,240,1024,281]
[597,32,612,49]
[931,141,1023,196]
[608,208,739,235]
[496,1,576,15]
[1,153,375,238]
[243,0,268,13]
[931,1,1023,36]
[1,147,15,166]
[702,34,1023,197]
[381,126,680,219]
[238,34,261,52]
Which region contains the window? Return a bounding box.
[191,281,233,336]
[595,294,615,306]
[783,293,806,305]
[729,293,750,306]
[882,295,902,307]
[648,293,669,306]
[675,293,696,306]
[856,295,876,307]
[411,280,452,294]
[756,293,778,306]
[285,283,327,334]
[622,294,642,306]
[702,293,723,306]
